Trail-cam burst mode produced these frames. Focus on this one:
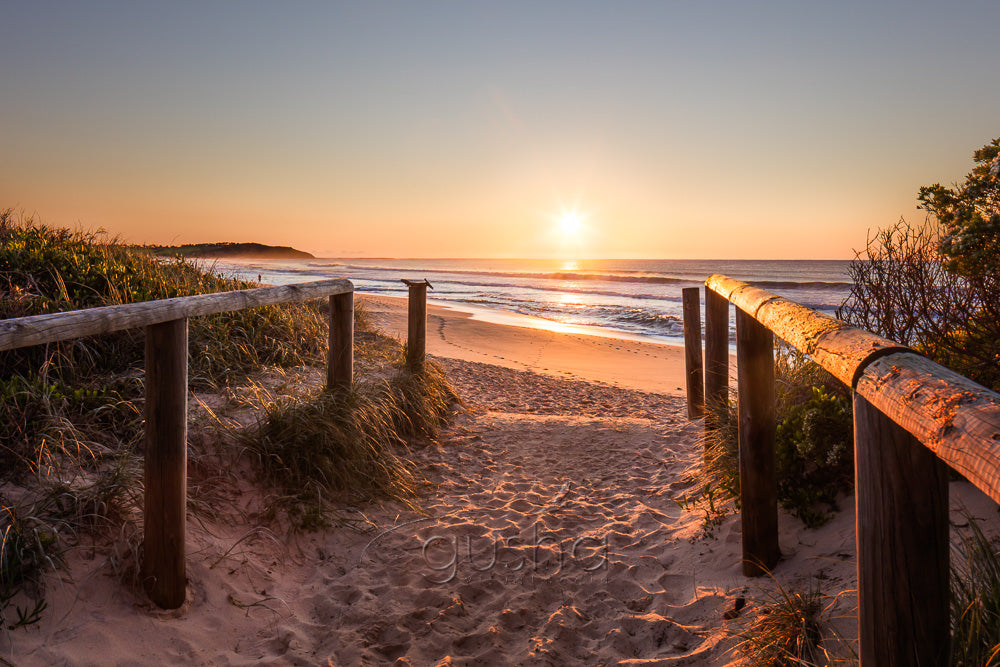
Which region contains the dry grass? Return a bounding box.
[0,208,460,624]
[952,513,1000,666]
[227,337,459,528]
[731,580,856,666]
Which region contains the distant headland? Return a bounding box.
[145,242,314,259]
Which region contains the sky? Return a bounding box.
[2,2,998,260]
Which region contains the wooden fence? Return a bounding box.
[683,274,1000,665]
[0,279,356,609]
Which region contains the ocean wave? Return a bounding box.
[450,297,684,337]
[342,265,700,286]
[345,264,853,291]
[214,258,849,342]
[355,276,683,304]
[609,308,682,330]
[246,260,853,296]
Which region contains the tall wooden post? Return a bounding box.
[143,317,188,609]
[328,291,354,390]
[735,307,779,576]
[853,394,949,666]
[402,279,430,369]
[704,286,729,425]
[682,287,704,419]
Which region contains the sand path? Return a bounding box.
[301,359,743,665]
[13,358,751,666]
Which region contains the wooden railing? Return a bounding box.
[0,279,355,610]
[683,274,1000,665]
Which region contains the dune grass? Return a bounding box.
[0,208,457,625]
[731,579,858,667]
[232,357,458,529]
[952,514,1000,666]
[0,208,328,387]
[731,511,1000,667]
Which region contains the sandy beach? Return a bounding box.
[360,294,694,396]
[8,294,999,665]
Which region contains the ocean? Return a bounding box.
[209,258,853,346]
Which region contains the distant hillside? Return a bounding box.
[146,242,315,259]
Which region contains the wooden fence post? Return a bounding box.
[704,286,729,426]
[402,279,430,369]
[853,393,949,666]
[682,287,704,419]
[328,291,354,389]
[143,317,188,609]
[735,307,779,576]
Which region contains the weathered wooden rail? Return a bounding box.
[0,279,355,609]
[683,273,1000,665]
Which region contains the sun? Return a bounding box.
[557,210,585,238]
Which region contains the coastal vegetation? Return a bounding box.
[710,136,1000,664]
[699,136,1000,531]
[838,136,1000,392]
[697,346,853,530]
[0,209,454,627]
[145,242,314,259]
[951,514,1000,667]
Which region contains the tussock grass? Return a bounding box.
[733,516,1000,666]
[731,579,856,666]
[700,391,740,502]
[234,348,459,528]
[952,514,1000,666]
[0,208,460,624]
[0,501,60,631]
[735,588,825,665]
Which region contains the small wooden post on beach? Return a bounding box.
[143,317,189,609]
[328,291,354,389]
[682,287,704,419]
[853,394,950,665]
[735,307,779,576]
[703,286,729,427]
[402,279,432,369]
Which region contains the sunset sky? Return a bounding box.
[2,2,998,259]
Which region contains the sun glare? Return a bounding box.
[557,210,584,238]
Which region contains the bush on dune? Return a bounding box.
[0,208,328,385]
[697,345,853,531]
[0,208,457,626]
[838,137,1000,392]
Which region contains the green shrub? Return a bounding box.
[696,346,853,528]
[0,208,327,386]
[775,386,853,528]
